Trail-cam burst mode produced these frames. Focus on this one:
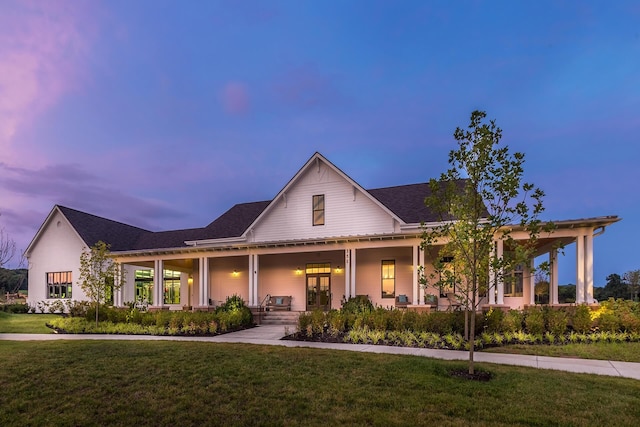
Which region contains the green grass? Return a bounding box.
[0,312,60,333]
[483,341,640,363]
[0,341,638,426]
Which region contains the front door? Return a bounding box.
[307,274,331,311]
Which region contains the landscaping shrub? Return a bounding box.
[341,295,373,314]
[571,304,592,333]
[0,303,29,313]
[67,300,90,317]
[484,308,505,333]
[525,307,545,335]
[503,310,523,333]
[544,307,568,336]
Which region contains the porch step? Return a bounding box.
[258,310,300,326]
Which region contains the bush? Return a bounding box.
[0,303,29,313]
[525,307,545,335]
[484,308,505,333]
[67,300,90,317]
[341,295,373,314]
[571,304,593,333]
[544,307,568,336]
[503,310,523,333]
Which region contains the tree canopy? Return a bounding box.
[421,110,550,374]
[78,241,125,325]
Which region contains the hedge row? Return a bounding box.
[297,298,640,338]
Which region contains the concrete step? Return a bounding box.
[257,310,300,325]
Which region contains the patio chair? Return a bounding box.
[395,294,411,309]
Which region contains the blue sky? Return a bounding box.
[0,0,638,286]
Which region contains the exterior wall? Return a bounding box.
[252,161,396,242]
[26,210,88,309]
[209,256,248,306]
[257,251,345,311]
[354,247,413,308]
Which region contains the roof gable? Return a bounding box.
[244,152,403,237]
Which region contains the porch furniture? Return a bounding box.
[446,293,462,311]
[266,295,292,311]
[395,294,411,309]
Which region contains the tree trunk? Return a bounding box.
[464,309,469,341]
[468,306,476,375]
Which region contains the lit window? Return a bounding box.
[46,271,72,299]
[504,264,524,297]
[163,269,181,304]
[381,260,395,298]
[305,263,331,274]
[312,195,325,226]
[135,270,154,304]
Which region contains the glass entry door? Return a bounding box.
[307,274,331,311]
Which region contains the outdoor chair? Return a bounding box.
[395,294,411,309]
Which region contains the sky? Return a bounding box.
[0,0,639,286]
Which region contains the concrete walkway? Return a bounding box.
[3,325,640,381]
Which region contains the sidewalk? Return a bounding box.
[2,325,640,380]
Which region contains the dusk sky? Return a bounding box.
[1,0,638,286]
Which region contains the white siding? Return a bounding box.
[26,210,89,308]
[252,161,395,242]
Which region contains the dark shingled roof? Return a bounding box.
[368,183,436,223]
[131,201,270,250]
[58,183,460,252]
[57,205,150,251]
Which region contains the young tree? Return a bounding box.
[0,227,16,268]
[421,110,550,375]
[78,241,125,325]
[623,270,640,302]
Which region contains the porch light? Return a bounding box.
[232,270,239,277]
[334,266,342,273]
[295,267,303,275]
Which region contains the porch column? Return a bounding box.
[550,249,559,304]
[412,245,419,306]
[496,239,504,305]
[576,233,585,303]
[344,249,351,300]
[350,249,356,297]
[488,241,496,305]
[154,259,163,307]
[199,257,209,306]
[248,255,254,306]
[585,231,594,303]
[114,266,123,307]
[528,258,535,306]
[418,246,425,305]
[253,254,259,307]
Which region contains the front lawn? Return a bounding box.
[0,340,639,426]
[0,312,60,333]
[484,341,640,363]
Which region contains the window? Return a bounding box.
[381,260,395,298]
[46,271,72,299]
[163,269,181,304]
[439,257,455,298]
[135,270,154,304]
[312,195,325,226]
[306,263,331,274]
[504,264,524,297]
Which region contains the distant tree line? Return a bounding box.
[0,268,28,295]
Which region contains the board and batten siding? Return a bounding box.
[26,210,89,306]
[252,161,397,242]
